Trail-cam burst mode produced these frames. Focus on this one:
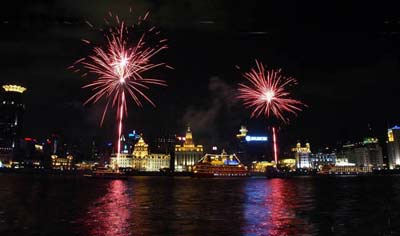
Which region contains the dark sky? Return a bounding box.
[1,0,400,153]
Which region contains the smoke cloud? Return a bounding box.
[182,76,243,150]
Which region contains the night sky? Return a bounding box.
[1,1,400,154]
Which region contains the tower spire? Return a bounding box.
[185,125,193,145]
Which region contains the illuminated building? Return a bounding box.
[328,158,372,174]
[193,150,248,177]
[130,136,171,171]
[361,138,383,168]
[2,85,26,93]
[75,161,97,170]
[17,137,47,168]
[236,125,248,138]
[292,142,311,169]
[174,126,203,172]
[235,125,269,165]
[387,126,400,169]
[251,161,275,172]
[0,84,27,164]
[278,158,296,171]
[51,154,73,170]
[339,137,383,170]
[310,152,336,169]
[111,153,133,168]
[111,136,170,171]
[121,130,141,154]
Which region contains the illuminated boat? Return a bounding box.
[192,150,249,177]
[85,167,127,179]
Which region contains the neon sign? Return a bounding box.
[245,136,268,142]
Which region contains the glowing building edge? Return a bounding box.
[387,126,400,169]
[2,85,27,93]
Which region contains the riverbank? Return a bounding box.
[2,167,400,178]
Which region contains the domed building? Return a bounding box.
[111,136,170,172]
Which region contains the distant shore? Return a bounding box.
[1,168,400,178]
[0,168,192,177]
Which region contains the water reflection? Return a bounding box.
[82,180,132,236]
[243,178,315,236]
[2,175,398,235]
[167,178,245,235]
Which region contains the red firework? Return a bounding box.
[237,60,305,164]
[71,11,168,158]
[237,60,304,123]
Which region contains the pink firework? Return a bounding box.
[238,60,305,164]
[72,12,168,158]
[237,60,304,123]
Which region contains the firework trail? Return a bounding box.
[237,60,305,163]
[71,11,169,159]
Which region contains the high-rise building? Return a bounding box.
[387,126,400,169]
[235,125,269,165]
[174,126,203,172]
[0,84,27,164]
[340,137,383,169]
[90,139,100,161]
[292,142,312,169]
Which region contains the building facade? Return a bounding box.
[0,84,26,164]
[111,136,170,172]
[340,138,383,169]
[310,152,337,169]
[174,126,203,172]
[387,126,400,169]
[292,142,312,169]
[278,158,296,171]
[51,154,74,170]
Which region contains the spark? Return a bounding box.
[237,60,305,123]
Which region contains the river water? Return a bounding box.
[0,174,399,236]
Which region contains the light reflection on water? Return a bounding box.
[82,180,132,236]
[243,179,315,236]
[0,175,400,236]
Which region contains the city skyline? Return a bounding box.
[2,2,400,235]
[1,1,400,150]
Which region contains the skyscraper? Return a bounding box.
[0,84,26,164]
[387,126,400,169]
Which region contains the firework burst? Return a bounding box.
[237,60,305,123]
[71,11,169,158]
[237,60,306,164]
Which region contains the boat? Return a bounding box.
[192,150,249,177]
[85,167,127,179]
